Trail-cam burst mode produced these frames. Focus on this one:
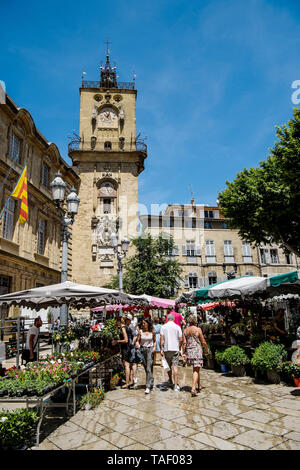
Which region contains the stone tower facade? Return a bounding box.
[69,53,147,287]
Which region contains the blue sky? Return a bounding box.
[1,0,300,214]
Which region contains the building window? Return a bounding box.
[0,276,11,319]
[205,240,216,263]
[242,241,252,263]
[186,240,195,257]
[222,222,228,229]
[245,271,254,276]
[208,271,217,285]
[41,162,50,188]
[104,141,112,150]
[204,210,213,218]
[224,240,234,263]
[9,133,21,162]
[260,248,269,264]
[2,197,15,240]
[285,253,293,265]
[204,221,212,229]
[188,272,198,289]
[103,199,111,214]
[270,249,279,264]
[37,219,46,255]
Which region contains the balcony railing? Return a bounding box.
[82,80,135,90]
[68,138,147,154]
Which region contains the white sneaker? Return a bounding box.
[174,385,180,392]
[145,388,150,394]
[133,378,138,384]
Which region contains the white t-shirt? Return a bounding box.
[26,325,39,352]
[161,321,182,352]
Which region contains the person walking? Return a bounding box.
[137,318,156,394]
[182,315,210,396]
[112,316,133,389]
[23,316,43,364]
[165,307,186,328]
[153,317,162,365]
[160,314,182,391]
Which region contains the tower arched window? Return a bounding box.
[104,141,112,150]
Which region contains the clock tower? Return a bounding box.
[69,52,147,286]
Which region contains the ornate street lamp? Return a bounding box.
[50,172,80,326]
[110,232,130,292]
[222,263,238,280]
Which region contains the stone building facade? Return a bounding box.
[69,54,147,286]
[140,202,299,295]
[0,89,80,318]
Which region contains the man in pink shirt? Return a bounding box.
[165,309,186,328]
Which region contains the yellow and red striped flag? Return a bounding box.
[11,165,28,223]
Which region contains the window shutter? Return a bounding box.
[173,244,179,256]
[196,245,202,256]
[182,245,187,256]
[184,276,189,288]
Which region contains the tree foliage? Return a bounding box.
[218,108,300,257]
[105,233,183,297]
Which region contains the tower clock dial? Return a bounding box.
[98,107,118,128]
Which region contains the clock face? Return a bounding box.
[98,107,118,128]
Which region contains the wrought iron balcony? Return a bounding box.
[82,80,135,90]
[68,137,147,154]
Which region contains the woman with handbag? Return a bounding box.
[182,315,210,397]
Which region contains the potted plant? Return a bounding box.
[282,361,300,387]
[215,350,228,373]
[79,387,105,410]
[222,345,249,376]
[251,341,287,384]
[0,409,38,450]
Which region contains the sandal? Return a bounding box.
[191,389,197,397]
[196,386,202,393]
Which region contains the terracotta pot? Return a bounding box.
[293,377,300,387]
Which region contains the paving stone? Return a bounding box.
[101,430,139,448]
[153,418,187,432]
[269,406,300,418]
[233,418,289,436]
[233,430,284,450]
[124,424,173,445]
[175,426,199,438]
[76,439,119,450]
[236,409,283,424]
[283,431,300,442]
[190,432,250,450]
[175,413,216,429]
[123,443,151,450]
[271,399,300,411]
[151,436,207,450]
[270,439,300,450]
[198,421,246,440]
[48,420,81,438]
[32,439,60,450]
[48,429,99,450]
[270,416,300,432]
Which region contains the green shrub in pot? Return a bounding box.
[251,341,287,373]
[222,346,249,366]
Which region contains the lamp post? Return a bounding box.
[50,171,80,326]
[222,263,238,280]
[110,232,130,292]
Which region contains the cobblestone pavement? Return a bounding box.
[33,364,300,451]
